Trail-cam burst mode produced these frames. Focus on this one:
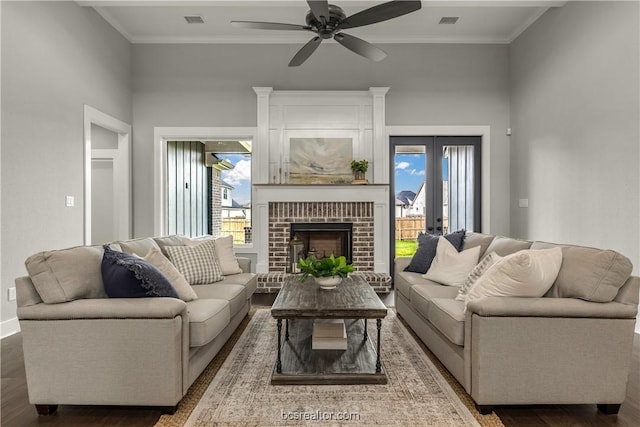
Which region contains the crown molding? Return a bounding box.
[129,34,512,44]
[507,6,550,42]
[93,6,134,42]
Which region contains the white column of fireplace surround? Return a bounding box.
[253,88,390,274]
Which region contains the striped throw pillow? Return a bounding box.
[455,251,502,301]
[165,240,223,285]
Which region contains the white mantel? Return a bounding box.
[253,185,390,274]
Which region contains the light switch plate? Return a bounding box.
[65,196,75,207]
[518,198,529,208]
[8,287,16,301]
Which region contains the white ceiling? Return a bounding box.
[78,1,567,44]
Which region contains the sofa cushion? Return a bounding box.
[423,239,481,286]
[410,283,460,319]
[191,284,246,317]
[117,237,162,257]
[394,271,429,301]
[153,235,185,256]
[218,273,258,297]
[165,240,224,285]
[25,245,107,304]
[428,298,466,346]
[186,299,230,347]
[484,236,532,257]
[462,232,495,257]
[101,246,179,299]
[464,248,563,311]
[404,230,465,274]
[456,252,502,301]
[138,248,198,302]
[531,242,633,302]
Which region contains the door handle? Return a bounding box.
[427,226,434,232]
[436,226,442,232]
[436,218,442,223]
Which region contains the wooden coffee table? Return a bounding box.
[270,274,388,385]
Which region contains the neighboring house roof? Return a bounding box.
[220,180,234,190]
[221,199,245,209]
[396,190,416,206]
[411,182,425,207]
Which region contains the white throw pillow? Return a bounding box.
[464,247,563,311]
[213,235,243,275]
[455,252,502,301]
[183,235,242,276]
[138,248,198,302]
[423,238,481,286]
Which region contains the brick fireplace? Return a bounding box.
[268,202,374,273]
[253,184,391,292]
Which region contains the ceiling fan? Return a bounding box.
[231,1,422,67]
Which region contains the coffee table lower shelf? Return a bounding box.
[271,318,387,385]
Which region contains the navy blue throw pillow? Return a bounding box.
[404,230,466,274]
[101,246,179,298]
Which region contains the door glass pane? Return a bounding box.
[218,152,252,244]
[443,145,475,233]
[394,145,426,257]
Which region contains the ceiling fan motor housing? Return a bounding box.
[306,4,346,38]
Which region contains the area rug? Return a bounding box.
[157,309,503,427]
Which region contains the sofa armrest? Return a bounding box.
[17,297,187,320]
[394,256,412,273]
[237,257,251,273]
[466,296,638,319]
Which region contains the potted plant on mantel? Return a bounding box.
[351,160,369,184]
[297,254,354,289]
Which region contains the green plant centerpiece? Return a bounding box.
[350,159,368,183]
[297,254,354,289]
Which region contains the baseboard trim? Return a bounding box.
[1,317,20,339]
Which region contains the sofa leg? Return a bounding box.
[597,403,621,414]
[475,404,494,415]
[160,404,179,415]
[35,404,58,416]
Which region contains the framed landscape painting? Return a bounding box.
[289,137,353,184]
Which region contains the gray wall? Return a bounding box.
[509,1,640,275]
[0,1,132,327]
[132,43,511,238]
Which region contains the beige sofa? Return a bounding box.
[15,235,256,415]
[395,232,639,414]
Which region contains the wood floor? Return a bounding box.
[2,292,639,427]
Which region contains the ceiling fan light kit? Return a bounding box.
[231,0,422,67]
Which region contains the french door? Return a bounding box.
[390,136,481,259]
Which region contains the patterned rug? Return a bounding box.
[155,309,504,427]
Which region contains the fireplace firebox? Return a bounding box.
[290,223,353,263]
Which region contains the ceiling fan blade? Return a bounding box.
[231,21,311,31]
[289,36,322,67]
[307,1,330,23]
[334,33,387,62]
[337,1,422,30]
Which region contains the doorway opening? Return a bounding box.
[84,105,132,245]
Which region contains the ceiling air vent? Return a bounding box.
[439,17,459,25]
[184,16,205,24]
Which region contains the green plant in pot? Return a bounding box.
[297,254,354,289]
[351,160,368,183]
